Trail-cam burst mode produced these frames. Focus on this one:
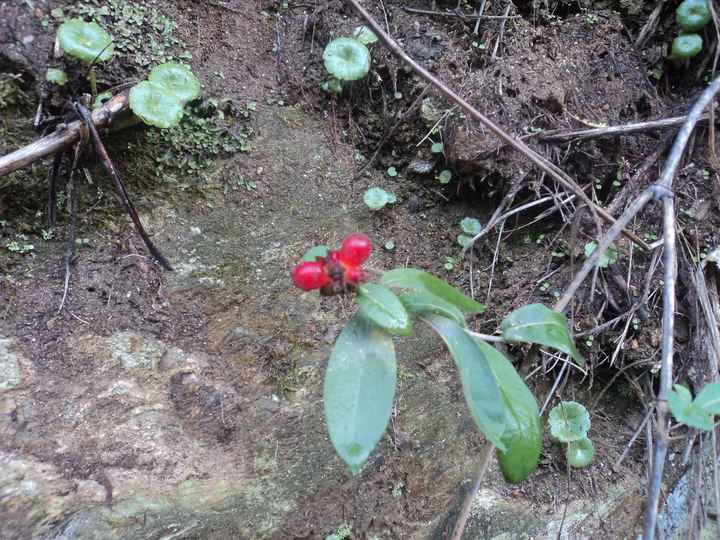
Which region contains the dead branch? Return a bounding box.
[346,0,650,251]
[0,92,129,177]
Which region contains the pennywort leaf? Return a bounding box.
[668,384,715,431]
[566,437,595,468]
[324,314,397,475]
[548,401,590,442]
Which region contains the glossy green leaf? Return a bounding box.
[438,169,452,184]
[676,0,711,32]
[460,217,482,235]
[431,142,444,154]
[353,25,378,45]
[148,62,201,104]
[323,37,371,81]
[476,340,541,483]
[671,34,703,60]
[694,381,720,415]
[57,18,114,63]
[668,384,714,430]
[548,401,590,442]
[324,314,397,475]
[357,283,411,336]
[93,91,113,109]
[566,437,595,468]
[46,68,68,86]
[424,315,507,451]
[501,304,585,366]
[457,234,472,248]
[363,187,391,210]
[129,81,184,128]
[399,291,466,327]
[301,245,329,262]
[381,268,485,315]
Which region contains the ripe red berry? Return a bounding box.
[339,233,372,266]
[292,261,329,291]
[345,266,367,285]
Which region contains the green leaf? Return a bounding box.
[457,234,473,248]
[438,169,452,184]
[566,437,595,468]
[501,304,585,366]
[460,217,482,235]
[357,283,412,336]
[548,401,590,442]
[476,340,541,483]
[668,384,714,430]
[399,291,466,327]
[583,241,618,269]
[324,314,397,475]
[381,268,485,315]
[424,315,507,451]
[363,187,391,210]
[148,62,202,104]
[353,25,378,45]
[57,18,114,63]
[301,245,329,262]
[323,37,371,81]
[431,142,444,154]
[129,81,184,128]
[46,68,68,86]
[387,166,398,177]
[693,381,720,415]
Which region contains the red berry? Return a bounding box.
[345,266,367,285]
[339,233,372,266]
[292,261,329,291]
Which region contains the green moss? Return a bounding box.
[137,99,253,184]
[0,74,31,110]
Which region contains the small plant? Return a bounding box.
[353,25,378,45]
[668,381,720,430]
[322,37,371,95]
[584,241,618,268]
[57,18,114,95]
[457,217,481,247]
[548,401,595,468]
[129,62,201,128]
[670,0,711,62]
[437,169,452,184]
[45,68,68,86]
[363,187,397,210]
[291,233,584,482]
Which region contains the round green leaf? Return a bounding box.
[460,217,482,235]
[324,314,397,475]
[381,268,485,314]
[424,315,507,451]
[357,283,411,335]
[584,241,618,268]
[46,68,68,86]
[93,90,113,109]
[501,303,585,366]
[431,142,444,154]
[353,25,378,45]
[387,166,398,177]
[548,401,590,442]
[668,384,714,430]
[438,169,452,184]
[566,437,595,468]
[676,0,711,32]
[476,340,541,483]
[671,34,703,60]
[323,37,371,81]
[363,187,390,210]
[301,245,330,262]
[457,234,472,248]
[148,62,201,104]
[129,81,184,129]
[57,18,114,63]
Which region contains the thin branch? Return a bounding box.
[0,93,129,177]
[59,142,83,312]
[536,112,712,143]
[401,6,520,20]
[346,0,649,252]
[74,102,174,271]
[450,442,494,540]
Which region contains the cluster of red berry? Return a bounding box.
[292,233,372,295]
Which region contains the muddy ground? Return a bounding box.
[1,0,720,538]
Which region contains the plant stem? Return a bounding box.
[464,330,504,343]
[88,66,97,97]
[451,443,494,540]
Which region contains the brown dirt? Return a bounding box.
[2,0,719,538]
